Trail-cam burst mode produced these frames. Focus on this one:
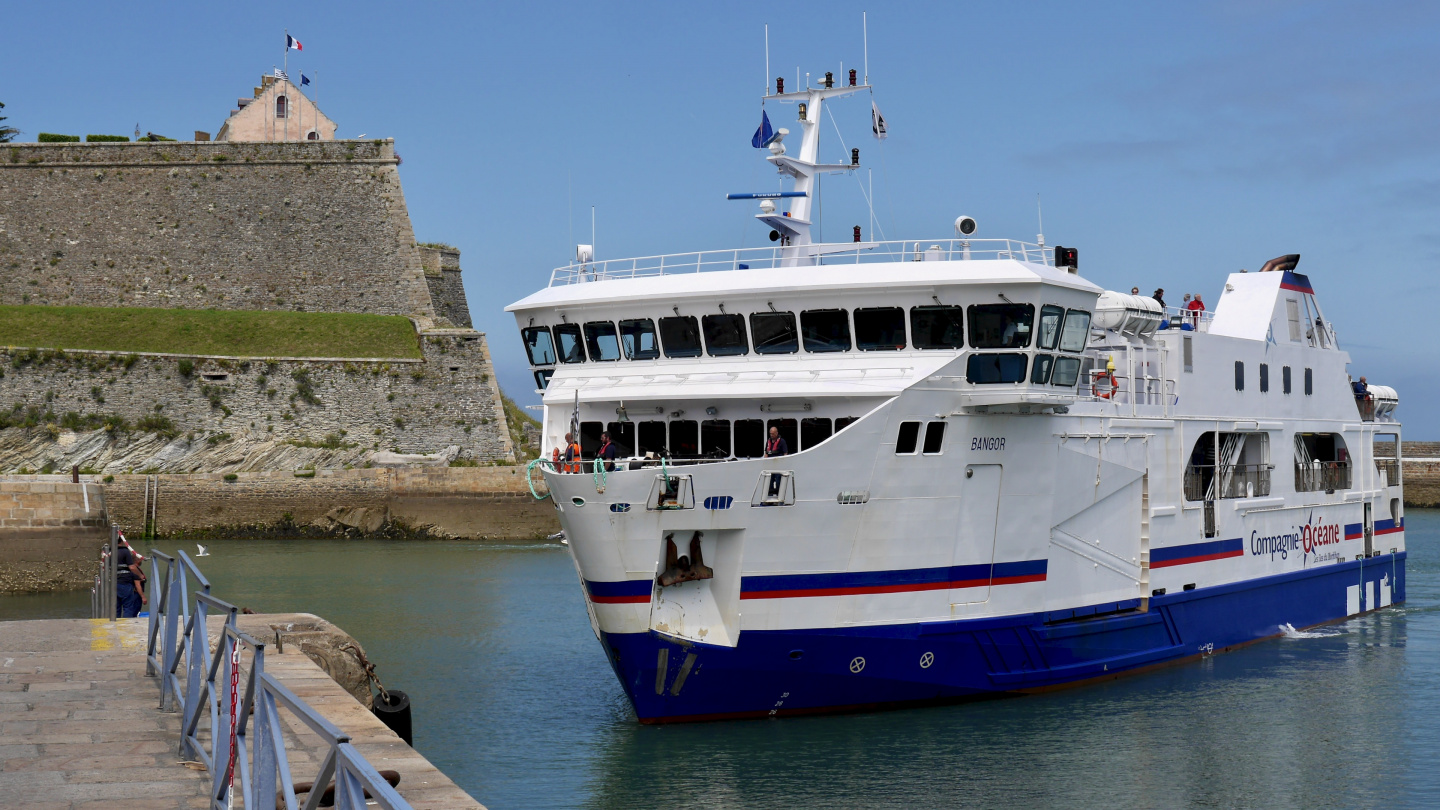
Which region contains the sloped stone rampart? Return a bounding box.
[0,140,434,318]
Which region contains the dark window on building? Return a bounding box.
[1052,356,1081,386]
[1037,305,1064,350]
[922,422,946,454]
[801,418,833,450]
[1059,310,1091,352]
[767,419,798,455]
[910,306,964,349]
[896,421,921,454]
[750,312,799,354]
[969,304,1035,348]
[580,421,604,459]
[276,95,288,119]
[967,353,1028,384]
[669,420,699,457]
[521,327,556,366]
[619,319,660,360]
[1283,365,1293,394]
[854,307,906,351]
[306,131,319,140]
[701,314,748,356]
[835,416,858,431]
[701,420,731,458]
[638,421,667,456]
[1031,354,1054,384]
[553,323,586,363]
[659,316,702,358]
[533,369,553,390]
[1305,367,1313,395]
[1235,361,1245,391]
[800,309,851,352]
[734,419,765,458]
[583,321,621,361]
[605,422,635,458]
[1260,363,1270,393]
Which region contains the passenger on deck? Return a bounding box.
[1353,376,1369,401]
[598,431,619,472]
[1187,294,1205,326]
[1152,289,1166,310]
[764,426,789,457]
[1130,286,1140,295]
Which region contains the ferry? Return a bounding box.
[505,67,1405,723]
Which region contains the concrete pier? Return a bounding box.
[0,617,484,809]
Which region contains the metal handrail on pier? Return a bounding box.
[143,549,411,810]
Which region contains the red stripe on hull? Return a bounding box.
[740,576,1043,600]
[1151,549,1244,569]
[590,595,651,604]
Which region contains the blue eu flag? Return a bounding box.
[301,74,311,87]
[751,109,774,148]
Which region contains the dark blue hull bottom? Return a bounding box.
[599,554,1406,723]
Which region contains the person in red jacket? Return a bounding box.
[1187,293,1205,327]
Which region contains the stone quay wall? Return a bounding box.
[0,329,513,466]
[0,481,109,593]
[0,140,434,319]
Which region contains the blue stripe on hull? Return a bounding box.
[598,553,1406,723]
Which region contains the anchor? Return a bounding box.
[657,532,714,587]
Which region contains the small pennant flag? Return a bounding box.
[272,68,288,81]
[871,100,888,141]
[751,109,775,148]
[286,34,303,51]
[301,73,311,86]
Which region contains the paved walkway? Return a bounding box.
[0,617,484,810]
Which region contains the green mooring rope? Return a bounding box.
[525,458,552,501]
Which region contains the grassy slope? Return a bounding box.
[0,305,421,359]
[501,391,541,461]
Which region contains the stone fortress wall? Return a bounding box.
[0,140,515,469]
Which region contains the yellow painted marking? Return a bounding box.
[89,619,114,651]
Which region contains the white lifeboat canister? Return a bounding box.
[1094,291,1163,335]
[1370,384,1398,420]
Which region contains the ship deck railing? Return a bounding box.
[1184,463,1273,501]
[1156,306,1215,333]
[1295,460,1353,493]
[549,238,1052,286]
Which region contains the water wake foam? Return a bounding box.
[1280,622,1345,639]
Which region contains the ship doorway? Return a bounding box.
[1364,502,1374,557]
[951,464,1002,609]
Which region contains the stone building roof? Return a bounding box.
[217,74,336,142]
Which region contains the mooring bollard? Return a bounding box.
[373,690,413,747]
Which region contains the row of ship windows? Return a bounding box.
[1234,362,1313,395]
[522,304,1093,366]
[570,416,859,460]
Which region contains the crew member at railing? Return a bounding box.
[563,433,582,473]
[764,426,789,457]
[598,431,620,472]
[115,532,147,618]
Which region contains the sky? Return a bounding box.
[4,0,1438,437]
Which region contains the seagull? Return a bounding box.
[196,544,210,557]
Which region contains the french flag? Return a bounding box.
[287,34,303,52]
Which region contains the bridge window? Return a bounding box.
[910,306,964,349]
[895,421,921,454]
[1260,363,1270,393]
[583,321,621,361]
[1031,354,1054,384]
[854,307,906,351]
[750,311,799,354]
[767,418,798,454]
[801,309,851,352]
[638,420,667,456]
[734,419,765,458]
[922,422,946,455]
[801,417,833,449]
[967,353,1028,384]
[553,324,586,363]
[1295,433,1350,492]
[669,420,699,457]
[1234,361,1245,391]
[605,422,635,458]
[835,416,858,431]
[1052,356,1081,386]
[1304,367,1313,395]
[702,314,749,356]
[1059,310,1091,352]
[619,319,660,360]
[701,420,731,457]
[659,316,702,358]
[276,95,288,119]
[532,369,553,390]
[521,327,556,366]
[1185,431,1271,501]
[1375,432,1400,488]
[1283,365,1292,394]
[1037,305,1064,350]
[969,304,1034,349]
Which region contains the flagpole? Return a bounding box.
[284,30,289,141]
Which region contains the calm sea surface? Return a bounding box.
[5,510,1438,809]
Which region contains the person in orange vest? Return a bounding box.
[563,432,582,473]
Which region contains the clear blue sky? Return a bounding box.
[5,1,1437,437]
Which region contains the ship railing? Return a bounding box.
[1294,460,1352,493]
[143,549,411,810]
[1183,463,1273,501]
[1375,457,1400,487]
[1355,396,1376,422]
[1156,306,1214,333]
[549,238,1052,285]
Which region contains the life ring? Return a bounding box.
[1095,371,1117,399]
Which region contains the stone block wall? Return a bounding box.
[0,140,434,318]
[419,246,472,328]
[0,481,109,592]
[0,328,514,469]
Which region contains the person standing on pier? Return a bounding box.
[114,535,147,618]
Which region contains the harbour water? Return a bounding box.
[5,511,1437,809]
